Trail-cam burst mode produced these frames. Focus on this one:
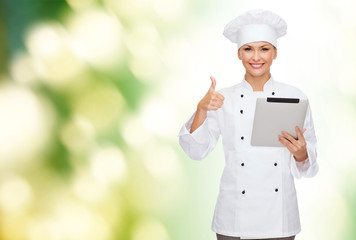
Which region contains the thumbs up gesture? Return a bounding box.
[198,76,225,112]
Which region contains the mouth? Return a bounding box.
[249,63,264,69]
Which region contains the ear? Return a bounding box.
[237,49,242,60]
[273,47,277,60]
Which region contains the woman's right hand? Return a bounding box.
[197,76,225,112]
[190,76,224,133]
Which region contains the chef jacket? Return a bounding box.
[178,76,319,239]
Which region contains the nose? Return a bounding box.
[252,50,260,61]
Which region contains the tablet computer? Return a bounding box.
[251,97,308,147]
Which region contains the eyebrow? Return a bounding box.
[243,45,271,48]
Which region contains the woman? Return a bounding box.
[178,9,319,240]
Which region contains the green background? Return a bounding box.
[0,0,355,239]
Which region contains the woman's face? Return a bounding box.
[238,41,277,79]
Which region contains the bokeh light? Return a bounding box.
[90,146,127,185]
[0,175,33,213]
[132,217,169,240]
[25,22,85,85]
[0,84,51,166]
[67,9,123,69]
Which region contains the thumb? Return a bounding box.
[209,76,216,92]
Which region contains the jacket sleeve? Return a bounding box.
[178,110,220,160]
[290,101,319,178]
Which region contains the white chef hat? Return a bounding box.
[223,8,287,49]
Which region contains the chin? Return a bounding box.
[248,71,268,78]
[247,68,271,76]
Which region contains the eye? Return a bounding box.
[262,48,270,51]
[244,47,252,51]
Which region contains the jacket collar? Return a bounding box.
[242,75,274,92]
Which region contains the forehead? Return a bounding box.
[242,41,273,47]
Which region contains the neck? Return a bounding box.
[245,72,271,91]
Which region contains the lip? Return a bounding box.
[249,63,264,69]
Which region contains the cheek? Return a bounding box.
[240,53,251,62]
[242,59,250,67]
[264,53,274,62]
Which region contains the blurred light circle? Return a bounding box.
[0,85,51,166]
[90,146,127,185]
[26,23,62,58]
[121,115,151,148]
[67,9,123,69]
[149,0,185,21]
[72,168,108,203]
[140,144,183,212]
[103,0,149,19]
[66,0,96,9]
[10,52,38,85]
[25,22,84,86]
[142,144,181,181]
[132,217,169,240]
[140,97,178,138]
[55,204,109,240]
[60,115,96,154]
[125,21,159,57]
[0,176,33,212]
[125,21,161,81]
[27,218,63,240]
[125,21,159,51]
[129,54,161,81]
[72,84,125,131]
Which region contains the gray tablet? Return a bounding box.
[251,97,308,147]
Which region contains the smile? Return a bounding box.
[249,63,264,69]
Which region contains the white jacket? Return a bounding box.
[178,76,319,239]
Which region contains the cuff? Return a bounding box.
[290,153,311,179]
[178,112,210,144]
[294,157,311,171]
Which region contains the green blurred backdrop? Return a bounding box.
[0,0,355,240]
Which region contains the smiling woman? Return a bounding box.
[238,42,277,91]
[179,8,318,240]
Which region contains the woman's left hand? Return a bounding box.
[278,126,308,162]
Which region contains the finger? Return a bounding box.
[215,92,225,101]
[295,126,306,142]
[212,94,224,102]
[279,135,292,149]
[208,105,222,111]
[211,98,223,105]
[281,131,298,145]
[279,135,297,152]
[209,101,223,109]
[209,76,216,92]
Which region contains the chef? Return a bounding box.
[178,9,319,240]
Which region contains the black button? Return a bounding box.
[241,163,244,166]
[241,136,244,140]
[241,94,244,98]
[274,163,278,166]
[242,190,245,194]
[272,92,275,95]
[240,110,243,114]
[275,188,279,192]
